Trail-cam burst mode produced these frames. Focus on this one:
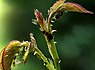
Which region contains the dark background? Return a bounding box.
[0,0,95,70]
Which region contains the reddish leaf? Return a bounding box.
[34,9,43,24]
[59,0,66,1]
[34,9,47,31]
[62,2,93,14]
[49,0,65,15]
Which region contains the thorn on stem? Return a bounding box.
[52,30,57,33]
[58,60,61,63]
[54,42,57,44]
[32,19,37,25]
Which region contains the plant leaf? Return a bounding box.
[59,0,66,1]
[48,0,65,15]
[0,41,21,70]
[34,9,47,31]
[48,1,93,24]
[48,0,65,24]
[0,41,31,70]
[62,2,93,14]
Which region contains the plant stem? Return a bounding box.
[45,36,61,70]
[34,47,55,70]
[45,16,61,70]
[30,33,55,70]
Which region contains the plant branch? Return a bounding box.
[46,10,61,70]
[45,36,61,70]
[33,47,55,70]
[30,33,55,70]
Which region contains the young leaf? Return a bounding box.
[34,9,44,24]
[34,9,47,31]
[48,0,65,25]
[48,1,93,23]
[62,2,93,14]
[0,41,21,70]
[48,0,66,15]
[59,0,66,1]
[0,41,31,70]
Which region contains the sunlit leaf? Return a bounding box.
[0,41,21,70]
[0,41,31,70]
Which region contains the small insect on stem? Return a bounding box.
[54,11,64,20]
[42,31,53,40]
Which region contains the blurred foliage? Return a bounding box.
[0,0,95,70]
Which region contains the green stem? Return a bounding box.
[34,47,55,70]
[45,36,61,70]
[46,16,61,70]
[30,33,55,70]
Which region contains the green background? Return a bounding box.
[0,0,95,70]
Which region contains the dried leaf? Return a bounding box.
[62,2,93,14]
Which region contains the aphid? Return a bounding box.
[42,31,53,40]
[54,11,64,19]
